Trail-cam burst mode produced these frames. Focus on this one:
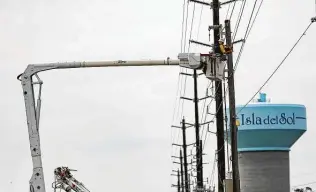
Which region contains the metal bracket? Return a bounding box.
[221,0,240,6]
[180,96,194,101]
[190,40,213,48]
[172,143,195,148]
[189,0,240,8]
[233,39,245,44]
[199,95,214,101]
[189,0,210,6]
[200,120,214,126]
[180,72,193,76]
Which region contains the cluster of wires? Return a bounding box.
[170,0,214,188]
[171,0,315,190]
[170,0,265,189]
[169,0,194,187]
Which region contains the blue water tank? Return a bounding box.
[226,95,307,191]
[227,103,307,152]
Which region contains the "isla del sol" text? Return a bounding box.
[239,113,296,125]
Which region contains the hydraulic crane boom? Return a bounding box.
[18,53,224,192]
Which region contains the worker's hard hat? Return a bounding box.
[219,39,224,42]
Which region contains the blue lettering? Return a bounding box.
[263,115,270,124]
[241,114,245,125]
[237,113,296,126]
[270,117,276,124]
[252,113,255,124]
[246,117,251,125]
[255,117,262,125]
[279,113,286,124]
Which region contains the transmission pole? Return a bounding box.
[180,150,185,192]
[211,0,226,191]
[224,19,240,192]
[193,69,203,190]
[181,118,190,192]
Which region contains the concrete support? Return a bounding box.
[239,151,290,192]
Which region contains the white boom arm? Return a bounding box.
[18,53,221,192]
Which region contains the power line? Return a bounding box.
[171,0,191,174]
[188,2,197,52]
[234,0,263,71]
[184,0,190,52]
[199,82,214,137]
[196,4,204,40]
[232,0,247,41]
[172,0,201,185]
[245,0,263,40]
[200,0,264,155]
[228,1,237,20]
[223,78,231,173]
[200,9,311,179]
[181,0,187,53]
[243,0,259,39]
[237,20,315,115]
[225,3,232,19]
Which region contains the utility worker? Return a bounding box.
[218,39,233,55]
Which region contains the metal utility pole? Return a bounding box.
[211,0,226,191]
[180,150,185,192]
[181,119,189,192]
[193,69,203,190]
[225,19,240,192]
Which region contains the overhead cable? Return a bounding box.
[237,20,315,115]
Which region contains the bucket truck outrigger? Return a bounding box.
[18,52,228,192]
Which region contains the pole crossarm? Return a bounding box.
[172,143,195,147]
[189,0,241,8]
[189,40,213,48]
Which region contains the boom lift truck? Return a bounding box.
[17,52,227,192]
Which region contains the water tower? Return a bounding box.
[226,93,307,192]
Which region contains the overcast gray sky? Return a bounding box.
[1,0,316,191]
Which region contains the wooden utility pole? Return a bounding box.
[211,0,226,191]
[225,19,241,192]
[193,69,203,190]
[179,150,185,192]
[181,119,190,192]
